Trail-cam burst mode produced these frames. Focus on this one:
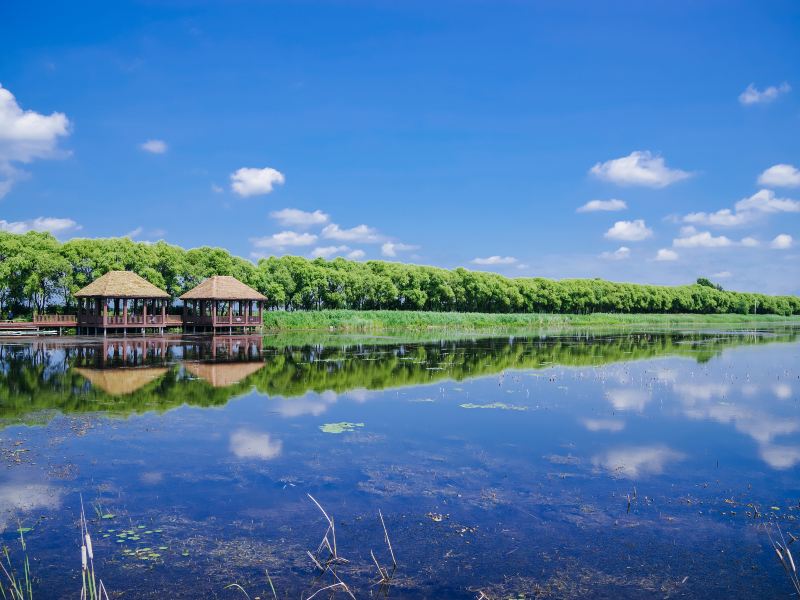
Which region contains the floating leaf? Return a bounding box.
[319,422,365,434]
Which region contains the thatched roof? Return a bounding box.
[179,276,266,301]
[75,271,170,299]
[75,367,169,396]
[183,361,266,388]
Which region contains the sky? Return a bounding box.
[0,0,798,294]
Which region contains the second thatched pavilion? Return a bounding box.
[180,275,266,334]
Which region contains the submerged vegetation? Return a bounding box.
[1,232,798,319]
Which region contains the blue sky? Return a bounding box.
[1,0,798,294]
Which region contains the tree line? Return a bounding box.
[0,231,798,317]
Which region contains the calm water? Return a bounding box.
[0,328,799,598]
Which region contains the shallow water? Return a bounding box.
[0,328,799,598]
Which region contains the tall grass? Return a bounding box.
[262,309,800,332]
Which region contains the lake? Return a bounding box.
[0,327,798,598]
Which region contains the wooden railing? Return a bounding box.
[34,314,77,324]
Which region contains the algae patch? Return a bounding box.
[319,422,365,434]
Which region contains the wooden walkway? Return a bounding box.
[0,315,77,334]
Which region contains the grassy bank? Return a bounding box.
[262,309,800,332]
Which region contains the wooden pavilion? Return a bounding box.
[74,271,178,335]
[180,276,266,333]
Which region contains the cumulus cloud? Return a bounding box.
[735,189,800,214]
[741,236,760,247]
[381,241,419,257]
[673,230,733,248]
[771,234,793,249]
[739,82,791,105]
[140,139,167,154]
[683,208,753,227]
[758,164,800,188]
[655,248,679,261]
[0,482,63,532]
[759,445,800,470]
[590,151,691,188]
[0,216,80,235]
[713,271,732,279]
[252,230,317,249]
[0,84,71,198]
[601,246,630,260]
[577,199,627,213]
[229,429,282,460]
[592,445,684,479]
[606,388,650,412]
[322,223,382,243]
[582,418,625,432]
[230,167,285,197]
[604,219,652,241]
[270,208,329,228]
[311,245,351,258]
[471,256,518,265]
[347,249,365,260]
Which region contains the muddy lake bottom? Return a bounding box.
[0,327,799,598]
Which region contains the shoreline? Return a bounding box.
[262,309,800,332]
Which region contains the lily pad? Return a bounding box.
[319,422,365,434]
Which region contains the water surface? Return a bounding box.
[0,328,798,598]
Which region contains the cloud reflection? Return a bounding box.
[592,445,684,479]
[229,429,283,460]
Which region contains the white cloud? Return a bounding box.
[741,236,760,247]
[759,445,800,470]
[601,246,630,260]
[321,223,382,243]
[230,167,285,197]
[582,418,625,432]
[252,230,317,249]
[270,208,329,228]
[712,271,732,279]
[606,388,650,412]
[735,189,800,214]
[0,482,63,533]
[655,248,679,261]
[471,255,518,265]
[229,429,282,460]
[140,139,167,154]
[592,445,684,479]
[673,230,733,248]
[683,208,753,227]
[577,199,627,213]
[0,84,71,198]
[0,216,80,235]
[381,241,419,257]
[124,226,144,239]
[774,384,792,400]
[311,245,351,258]
[758,164,800,188]
[590,151,691,188]
[604,219,652,241]
[739,82,791,105]
[771,234,793,249]
[211,183,224,193]
[347,249,365,260]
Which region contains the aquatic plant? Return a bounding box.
[319,422,364,434]
[0,526,33,600]
[79,500,109,600]
[766,524,800,595]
